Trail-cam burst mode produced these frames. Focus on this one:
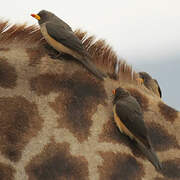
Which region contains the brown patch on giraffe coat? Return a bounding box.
[158,102,178,123]
[154,178,168,180]
[26,48,45,66]
[0,96,43,162]
[98,152,144,180]
[99,117,125,144]
[0,57,17,88]
[0,163,15,180]
[0,48,10,51]
[99,118,145,158]
[161,158,180,179]
[26,141,89,180]
[147,122,179,151]
[30,73,63,96]
[48,71,107,142]
[127,88,149,111]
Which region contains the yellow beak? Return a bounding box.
[112,89,116,95]
[136,78,144,84]
[31,14,41,20]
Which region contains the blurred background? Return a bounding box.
[0,0,179,110]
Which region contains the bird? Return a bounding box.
[31,10,106,80]
[138,72,162,98]
[112,87,162,170]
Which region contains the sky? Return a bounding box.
[0,0,180,109]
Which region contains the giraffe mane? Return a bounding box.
[74,29,138,82]
[0,21,42,44]
[0,20,138,82]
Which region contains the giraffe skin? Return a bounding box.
[0,21,180,180]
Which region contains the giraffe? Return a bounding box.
[0,21,180,180]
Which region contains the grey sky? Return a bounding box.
[0,0,180,108]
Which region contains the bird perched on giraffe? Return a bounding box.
[138,72,162,98]
[112,87,162,170]
[31,10,106,80]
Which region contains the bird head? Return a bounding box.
[31,10,55,25]
[138,72,152,83]
[112,87,129,104]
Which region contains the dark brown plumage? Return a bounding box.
[139,72,162,98]
[31,10,106,80]
[113,87,162,170]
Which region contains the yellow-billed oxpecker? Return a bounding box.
[138,72,162,98]
[31,10,106,80]
[112,87,162,170]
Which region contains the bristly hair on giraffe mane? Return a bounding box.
[0,20,138,82]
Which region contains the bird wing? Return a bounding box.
[45,22,85,54]
[45,22,106,80]
[115,98,151,148]
[154,79,162,98]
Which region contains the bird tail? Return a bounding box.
[135,139,162,171]
[79,57,107,80]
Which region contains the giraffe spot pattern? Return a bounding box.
[0,163,15,180]
[98,152,145,180]
[26,141,89,180]
[41,71,107,142]
[30,73,63,96]
[127,88,149,111]
[161,158,180,179]
[26,48,45,66]
[158,102,178,123]
[147,122,180,151]
[0,96,43,162]
[0,48,10,51]
[0,57,17,88]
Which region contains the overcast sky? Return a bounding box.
[0,0,180,109]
